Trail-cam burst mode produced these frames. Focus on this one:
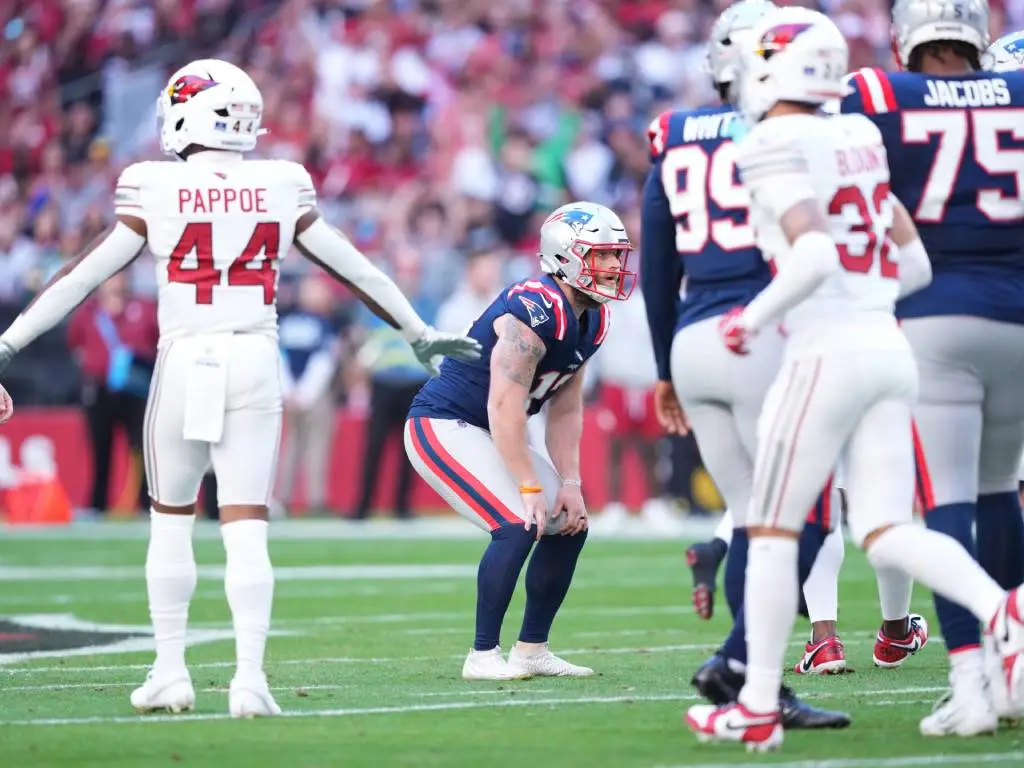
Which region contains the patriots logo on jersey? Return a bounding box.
[756,23,813,60]
[518,296,550,328]
[168,75,218,105]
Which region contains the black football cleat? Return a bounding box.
[686,540,727,620]
[691,655,852,730]
[691,654,743,705]
[780,685,851,729]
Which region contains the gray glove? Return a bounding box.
[411,327,482,377]
[0,340,15,376]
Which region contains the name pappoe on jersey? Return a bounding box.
[178,187,269,214]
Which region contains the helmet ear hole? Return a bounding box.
[175,118,185,131]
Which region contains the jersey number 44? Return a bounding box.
[169,222,280,304]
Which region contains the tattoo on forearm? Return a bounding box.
[494,316,545,388]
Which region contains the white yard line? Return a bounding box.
[0,564,479,582]
[671,754,1024,768]
[0,685,956,727]
[1,642,726,676]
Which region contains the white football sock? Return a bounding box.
[867,524,1004,626]
[875,565,914,623]
[714,508,734,547]
[803,526,844,623]
[738,536,799,713]
[146,510,197,674]
[222,519,274,680]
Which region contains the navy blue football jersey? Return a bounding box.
[409,275,609,430]
[841,67,1024,323]
[641,105,772,381]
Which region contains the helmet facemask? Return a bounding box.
[565,240,636,303]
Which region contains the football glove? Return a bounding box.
[0,340,15,375]
[719,307,750,356]
[411,327,482,377]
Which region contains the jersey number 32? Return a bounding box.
[169,222,280,304]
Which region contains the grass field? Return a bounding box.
[2,520,1023,768]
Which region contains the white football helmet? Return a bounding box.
[734,7,849,124]
[891,0,990,69]
[539,202,634,303]
[983,30,1024,72]
[706,0,778,93]
[158,59,265,157]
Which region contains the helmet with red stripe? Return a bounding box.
[539,202,635,304]
[734,7,849,124]
[891,0,989,70]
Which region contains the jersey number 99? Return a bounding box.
[660,143,754,253]
[169,222,280,305]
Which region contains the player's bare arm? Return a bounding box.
[0,214,148,375]
[293,209,480,375]
[488,314,548,537]
[890,198,932,298]
[545,366,588,535]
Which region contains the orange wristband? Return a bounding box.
[519,484,543,494]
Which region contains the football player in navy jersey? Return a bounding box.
[841,0,1024,735]
[406,201,629,681]
[641,0,863,729]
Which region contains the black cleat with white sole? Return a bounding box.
[691,654,851,730]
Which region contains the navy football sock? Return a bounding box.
[474,525,534,651]
[925,502,980,651]
[721,606,748,666]
[519,530,588,643]
[977,492,1024,589]
[723,528,749,619]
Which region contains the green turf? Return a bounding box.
[2,529,1023,767]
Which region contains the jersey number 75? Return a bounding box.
[903,109,1024,223]
[168,222,280,304]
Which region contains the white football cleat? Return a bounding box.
[462,647,532,681]
[919,668,997,737]
[507,644,594,677]
[984,632,1024,721]
[686,702,783,752]
[130,669,195,714]
[229,674,282,718]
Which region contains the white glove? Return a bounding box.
[411,326,482,377]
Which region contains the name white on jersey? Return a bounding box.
[115,157,316,343]
[737,113,900,343]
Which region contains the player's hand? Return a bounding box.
[719,307,751,356]
[412,327,483,376]
[0,384,13,424]
[521,488,549,540]
[554,483,588,536]
[654,380,689,436]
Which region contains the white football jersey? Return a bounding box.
[737,113,900,342]
[114,154,315,342]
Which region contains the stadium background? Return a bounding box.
[1,0,1021,522]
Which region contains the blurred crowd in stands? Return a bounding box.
[1,0,1022,520]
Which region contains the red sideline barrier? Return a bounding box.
[0,408,655,514]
